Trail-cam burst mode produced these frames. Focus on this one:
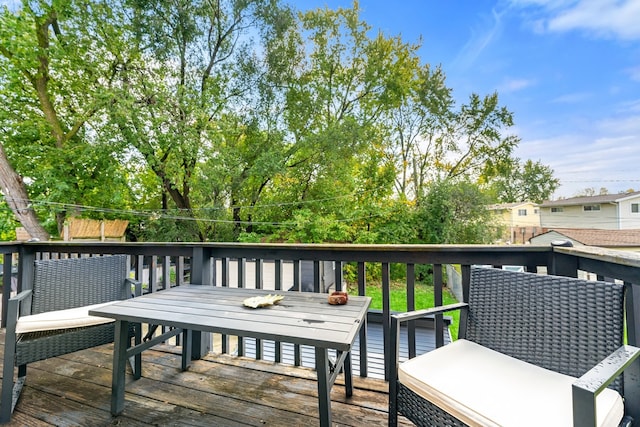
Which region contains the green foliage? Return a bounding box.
[0,201,18,241]
[0,0,555,245]
[490,158,560,203]
[416,179,499,244]
[280,209,353,243]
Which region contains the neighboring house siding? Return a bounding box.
[618,197,640,229]
[488,202,540,243]
[540,191,640,230]
[510,205,540,228]
[540,204,619,229]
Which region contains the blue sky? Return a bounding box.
[292,0,640,198]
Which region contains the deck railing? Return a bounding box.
[2,241,639,380]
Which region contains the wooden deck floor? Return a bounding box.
[0,331,414,427]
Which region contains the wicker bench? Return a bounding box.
[389,267,640,427]
[1,255,141,423]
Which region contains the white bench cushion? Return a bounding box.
[399,339,623,427]
[15,302,116,334]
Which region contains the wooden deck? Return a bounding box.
[0,331,414,426]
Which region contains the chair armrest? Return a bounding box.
[392,302,468,324]
[8,289,32,305]
[572,345,640,427]
[126,278,143,298]
[5,290,33,334]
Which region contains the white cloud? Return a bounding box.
[510,0,640,40]
[597,113,640,134]
[498,78,537,92]
[551,92,592,103]
[627,66,640,82]
[454,8,506,68]
[514,111,640,197]
[548,1,640,40]
[617,99,640,113]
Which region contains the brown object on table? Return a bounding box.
[328,291,349,305]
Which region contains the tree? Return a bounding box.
[260,4,414,228]
[0,1,133,238]
[0,145,48,240]
[490,158,559,203]
[0,0,556,245]
[416,179,498,244]
[102,0,297,240]
[388,64,453,201]
[387,63,519,203]
[573,187,614,197]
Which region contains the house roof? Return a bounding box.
[487,202,537,210]
[532,228,640,247]
[540,191,640,207]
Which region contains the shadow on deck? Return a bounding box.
[0,328,419,426]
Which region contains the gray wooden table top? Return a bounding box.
[90,286,371,351]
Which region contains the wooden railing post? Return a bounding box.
[1,252,14,328]
[433,264,444,349]
[189,247,213,358]
[382,262,391,381]
[550,250,579,278]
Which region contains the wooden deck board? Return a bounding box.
[0,331,414,426]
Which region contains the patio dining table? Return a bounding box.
[90,285,371,427]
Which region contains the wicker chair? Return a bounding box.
[1,255,141,423]
[389,267,640,427]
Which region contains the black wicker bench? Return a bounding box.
[1,255,141,424]
[389,267,640,427]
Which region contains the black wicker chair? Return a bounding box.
[389,267,640,427]
[1,255,142,423]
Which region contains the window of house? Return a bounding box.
[632,203,639,213]
[583,205,601,212]
[534,209,539,214]
[518,209,527,216]
[551,207,563,213]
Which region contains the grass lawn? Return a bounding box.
[347,281,460,340]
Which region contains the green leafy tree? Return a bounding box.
[490,158,559,203]
[253,4,415,237]
[0,1,133,238]
[416,179,498,244]
[103,0,297,241]
[386,56,519,203]
[388,64,453,201]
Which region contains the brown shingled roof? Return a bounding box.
[541,228,640,247]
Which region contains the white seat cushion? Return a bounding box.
[15,302,116,334]
[399,339,623,427]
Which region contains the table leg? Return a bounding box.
[343,351,353,397]
[182,329,192,370]
[111,320,129,416]
[315,347,332,427]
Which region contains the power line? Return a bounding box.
[0,196,392,228]
[561,179,640,184]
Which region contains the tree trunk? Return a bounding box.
[0,144,49,240]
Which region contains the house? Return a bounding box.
[487,202,540,243]
[530,228,640,252]
[539,191,640,230]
